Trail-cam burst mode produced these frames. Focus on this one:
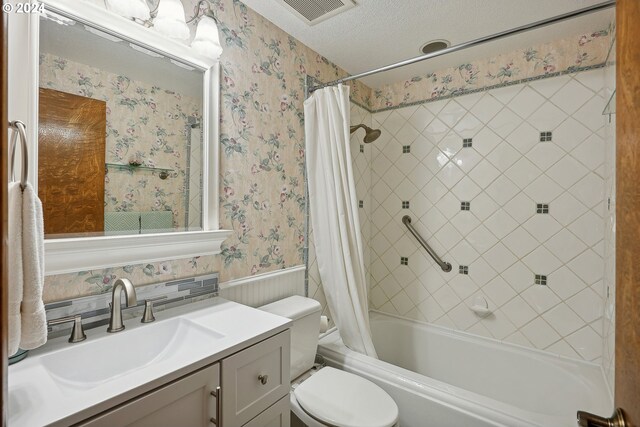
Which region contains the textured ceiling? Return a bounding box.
[241,0,613,88]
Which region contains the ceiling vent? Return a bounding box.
[274,0,356,25]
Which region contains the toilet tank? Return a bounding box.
[259,296,322,380]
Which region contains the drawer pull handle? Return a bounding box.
[209,386,221,425]
[258,374,269,385]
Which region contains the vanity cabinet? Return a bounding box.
[77,330,290,427]
[222,329,290,426]
[78,364,220,427]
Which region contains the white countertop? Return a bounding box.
[8,297,291,427]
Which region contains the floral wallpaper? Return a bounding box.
[370,27,613,110]
[43,0,613,304]
[39,52,202,231]
[43,0,369,302]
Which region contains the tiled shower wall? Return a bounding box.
[307,103,373,321]
[602,39,616,393]
[367,68,608,362]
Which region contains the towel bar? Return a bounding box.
[9,120,29,190]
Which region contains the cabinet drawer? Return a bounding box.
[222,330,290,426]
[79,364,220,427]
[243,395,290,427]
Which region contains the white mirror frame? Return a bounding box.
[12,0,231,275]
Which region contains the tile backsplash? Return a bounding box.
[366,68,608,362]
[46,273,219,338]
[45,265,305,339]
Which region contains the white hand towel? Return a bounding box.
[8,182,24,356]
[19,183,47,350]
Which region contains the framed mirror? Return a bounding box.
[11,0,231,274]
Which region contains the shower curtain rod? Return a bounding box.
[307,0,616,93]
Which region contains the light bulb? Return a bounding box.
[153,0,190,41]
[191,16,223,58]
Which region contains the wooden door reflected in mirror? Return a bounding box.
[38,88,106,237]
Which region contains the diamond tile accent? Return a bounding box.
[539,131,552,142]
[534,274,548,286]
[536,203,549,214]
[360,72,607,364]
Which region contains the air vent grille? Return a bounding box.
[276,0,356,25]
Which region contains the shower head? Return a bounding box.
[350,124,382,143]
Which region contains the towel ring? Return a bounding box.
[9,120,29,190]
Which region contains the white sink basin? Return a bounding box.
[8,297,292,427]
[39,317,224,391]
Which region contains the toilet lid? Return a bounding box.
[293,367,398,427]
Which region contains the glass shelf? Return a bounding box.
[105,163,174,179]
[602,90,616,116]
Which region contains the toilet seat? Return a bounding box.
[293,367,399,427]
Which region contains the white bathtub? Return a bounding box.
[318,311,612,427]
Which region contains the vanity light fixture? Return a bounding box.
[153,0,191,41]
[105,0,151,22]
[186,0,224,58]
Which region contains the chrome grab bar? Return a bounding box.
[402,215,452,272]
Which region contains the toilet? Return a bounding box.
[259,296,399,427]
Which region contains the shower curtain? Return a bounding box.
[304,84,378,358]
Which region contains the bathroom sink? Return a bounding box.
[8,298,292,427]
[39,317,224,391]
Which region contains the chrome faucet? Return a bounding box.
[107,278,137,333]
